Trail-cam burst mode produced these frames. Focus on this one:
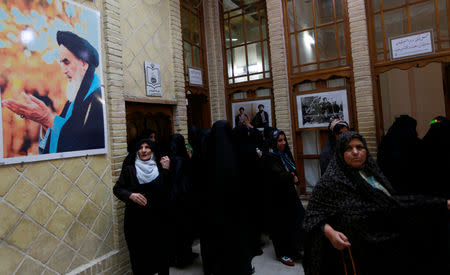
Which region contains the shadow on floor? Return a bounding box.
[170,236,305,275]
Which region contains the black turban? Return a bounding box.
[56,31,99,68]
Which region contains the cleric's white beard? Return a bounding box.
[66,78,82,102]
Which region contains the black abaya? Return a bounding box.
[168,134,195,267]
[263,151,304,258]
[201,120,253,275]
[113,143,170,275]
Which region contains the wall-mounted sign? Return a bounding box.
[296,89,349,129]
[0,0,107,165]
[188,66,203,86]
[144,62,162,97]
[389,30,434,61]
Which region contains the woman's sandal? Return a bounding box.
[279,256,295,266]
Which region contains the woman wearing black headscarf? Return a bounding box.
[167,134,196,267]
[234,124,265,257]
[113,139,171,275]
[421,116,450,272]
[377,115,422,194]
[189,127,210,241]
[261,126,274,153]
[421,116,450,197]
[319,119,349,175]
[200,120,253,275]
[263,129,305,266]
[303,131,449,275]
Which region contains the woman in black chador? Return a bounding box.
[263,129,305,266]
[377,115,422,194]
[113,139,171,275]
[167,133,196,267]
[234,124,265,257]
[200,120,253,275]
[420,116,450,273]
[421,116,450,197]
[303,131,449,275]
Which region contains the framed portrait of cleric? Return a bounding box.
[231,99,273,129]
[0,0,107,165]
[296,89,349,129]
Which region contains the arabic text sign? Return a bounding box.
[188,67,203,86]
[144,62,162,97]
[390,31,434,60]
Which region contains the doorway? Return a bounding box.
[378,62,448,138]
[125,102,174,152]
[186,93,211,129]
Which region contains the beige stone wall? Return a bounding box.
[121,0,174,100]
[120,0,187,135]
[347,0,377,152]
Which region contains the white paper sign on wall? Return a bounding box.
[188,67,203,86]
[389,30,434,61]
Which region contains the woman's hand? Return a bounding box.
[291,172,299,183]
[324,223,351,250]
[160,156,170,170]
[186,145,192,159]
[129,193,147,206]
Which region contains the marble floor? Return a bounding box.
[170,236,305,275]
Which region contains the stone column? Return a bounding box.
[266,0,293,145]
[102,0,130,273]
[204,0,227,123]
[347,0,377,152]
[169,0,188,137]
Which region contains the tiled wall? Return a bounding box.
[0,156,114,274]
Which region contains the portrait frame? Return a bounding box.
[296,89,349,129]
[0,0,107,165]
[231,99,273,129]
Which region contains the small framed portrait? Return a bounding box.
[296,89,349,129]
[231,99,273,129]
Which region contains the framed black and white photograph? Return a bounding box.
[296,89,349,128]
[231,99,272,129]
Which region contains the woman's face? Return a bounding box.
[149,133,156,142]
[277,134,287,152]
[344,138,367,168]
[138,142,152,161]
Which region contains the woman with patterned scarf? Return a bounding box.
[303,131,449,275]
[263,129,305,266]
